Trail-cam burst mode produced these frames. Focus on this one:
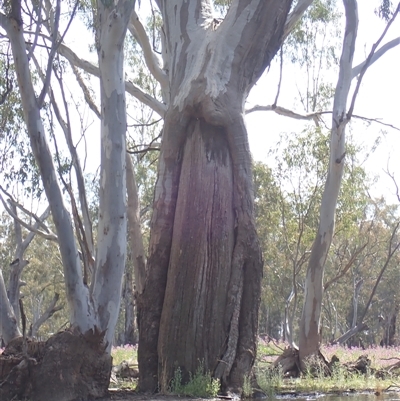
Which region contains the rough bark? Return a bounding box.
[0,328,111,401]
[299,0,358,363]
[138,0,297,393]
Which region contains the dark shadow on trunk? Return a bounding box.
[138,117,263,393]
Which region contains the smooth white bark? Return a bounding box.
[1,13,96,333]
[57,43,166,117]
[0,270,21,344]
[284,0,315,39]
[129,11,168,90]
[299,0,358,361]
[91,0,133,349]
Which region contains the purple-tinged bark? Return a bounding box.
[138,0,304,392]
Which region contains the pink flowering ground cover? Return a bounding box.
[321,344,400,369]
[112,344,138,366]
[257,338,400,370]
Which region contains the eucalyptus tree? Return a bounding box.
[135,1,318,392]
[20,0,313,390]
[298,0,400,364]
[0,0,134,398]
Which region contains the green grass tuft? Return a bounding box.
[169,364,220,398]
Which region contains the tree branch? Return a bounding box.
[351,37,400,78]
[283,0,314,40]
[347,5,400,118]
[57,43,166,117]
[70,64,101,119]
[0,196,58,241]
[29,293,63,337]
[323,241,368,291]
[37,0,62,108]
[129,10,168,89]
[245,104,400,131]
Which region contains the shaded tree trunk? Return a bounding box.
[126,153,146,295]
[137,0,306,393]
[122,267,137,345]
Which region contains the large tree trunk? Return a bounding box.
[298,0,358,363]
[138,1,298,392]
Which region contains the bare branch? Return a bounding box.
[273,47,284,106]
[29,293,63,337]
[20,207,52,251]
[37,0,61,108]
[323,241,368,291]
[129,10,168,89]
[0,191,58,242]
[352,37,400,78]
[57,43,166,117]
[26,0,42,60]
[245,104,327,120]
[70,64,101,119]
[283,0,314,40]
[245,104,400,131]
[347,5,400,118]
[385,168,400,203]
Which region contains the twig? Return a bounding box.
[347,4,400,119]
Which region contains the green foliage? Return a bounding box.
[256,366,283,397]
[242,375,252,398]
[376,0,394,21]
[286,0,341,112]
[213,0,231,16]
[111,345,138,366]
[169,364,220,398]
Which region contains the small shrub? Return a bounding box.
[256,365,283,396]
[242,374,253,398]
[169,364,220,398]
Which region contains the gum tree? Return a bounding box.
[136,0,316,393]
[298,0,400,363]
[0,0,134,399]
